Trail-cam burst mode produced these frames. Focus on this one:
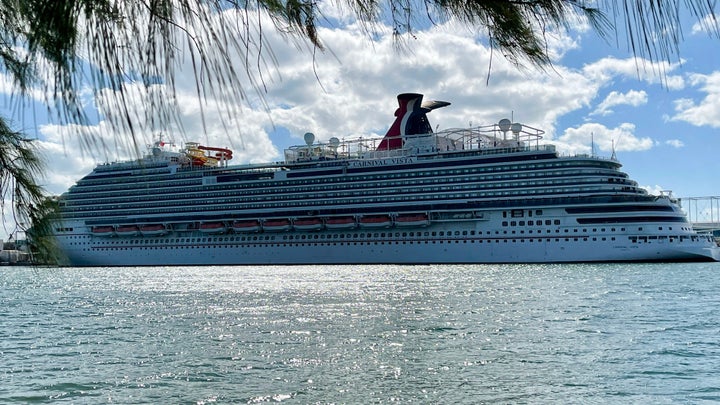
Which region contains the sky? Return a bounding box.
[2,3,720,240]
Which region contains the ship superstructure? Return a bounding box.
[51,93,720,265]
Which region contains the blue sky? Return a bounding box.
[2,4,720,240]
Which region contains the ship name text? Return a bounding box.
[350,157,416,167]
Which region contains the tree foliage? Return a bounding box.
[2,1,718,135]
[0,118,49,256]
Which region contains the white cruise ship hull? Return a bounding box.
[62,243,720,267]
[57,218,720,266]
[48,93,720,266]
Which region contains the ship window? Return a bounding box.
[536,210,543,216]
[554,220,560,225]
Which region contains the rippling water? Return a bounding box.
[2,263,720,403]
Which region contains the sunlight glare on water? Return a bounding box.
[2,263,720,403]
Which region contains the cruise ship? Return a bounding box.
[51,93,720,265]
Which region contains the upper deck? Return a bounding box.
[284,122,548,164]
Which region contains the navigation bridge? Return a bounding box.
[681,196,720,238]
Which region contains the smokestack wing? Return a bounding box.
[421,100,451,111]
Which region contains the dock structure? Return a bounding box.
[682,196,720,238]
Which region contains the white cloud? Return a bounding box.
[671,71,720,127]
[640,185,666,196]
[582,57,685,90]
[691,14,718,35]
[665,139,684,148]
[555,122,654,155]
[591,89,648,116]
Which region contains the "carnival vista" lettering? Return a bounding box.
[349,157,417,167]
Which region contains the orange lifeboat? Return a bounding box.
[263,219,291,232]
[115,225,139,236]
[140,224,168,236]
[293,217,323,231]
[232,220,261,233]
[325,217,356,229]
[92,226,115,237]
[199,222,227,234]
[395,213,430,227]
[359,215,392,228]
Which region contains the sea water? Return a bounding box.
[2,263,719,403]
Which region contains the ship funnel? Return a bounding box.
[376,93,450,151]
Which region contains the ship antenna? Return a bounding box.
[591,131,595,157]
[611,139,617,160]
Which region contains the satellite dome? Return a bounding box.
[498,118,512,132]
[304,132,315,146]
